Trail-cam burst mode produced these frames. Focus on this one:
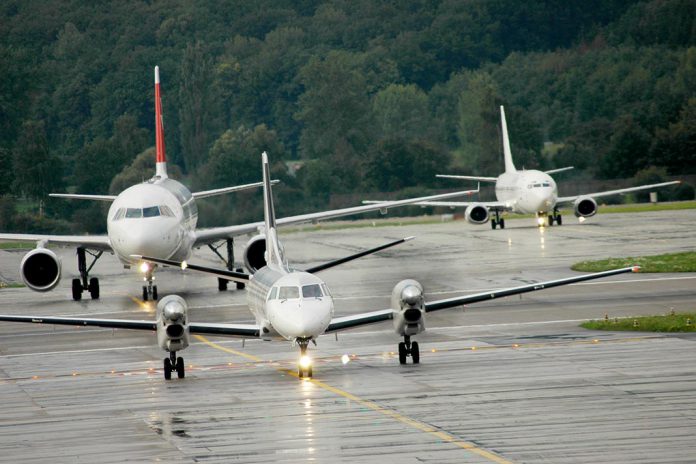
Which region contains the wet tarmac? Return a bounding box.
[1,208,695,463]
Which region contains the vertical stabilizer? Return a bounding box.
[261,152,285,268]
[154,66,168,178]
[500,106,516,173]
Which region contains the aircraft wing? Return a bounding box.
[49,193,117,201]
[424,266,638,312]
[189,322,260,337]
[361,200,510,210]
[436,174,497,182]
[193,188,478,246]
[0,233,112,250]
[556,181,681,205]
[192,180,279,199]
[322,266,638,333]
[545,166,574,175]
[0,314,156,331]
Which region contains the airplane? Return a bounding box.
[365,106,680,229]
[0,67,479,302]
[0,152,639,380]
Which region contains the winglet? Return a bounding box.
[261,152,285,268]
[500,106,516,173]
[632,266,641,273]
[154,66,168,179]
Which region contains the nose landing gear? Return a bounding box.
[142,268,158,301]
[398,335,420,365]
[297,339,313,379]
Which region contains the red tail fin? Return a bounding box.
[154,66,168,178]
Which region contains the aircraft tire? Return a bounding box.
[152,285,158,300]
[307,366,313,378]
[298,367,304,378]
[163,358,172,380]
[176,357,185,379]
[89,277,100,299]
[142,286,148,301]
[411,342,420,364]
[72,279,82,301]
[236,269,246,290]
[218,278,228,291]
[398,342,407,365]
[556,215,562,226]
[491,220,497,230]
[499,219,505,229]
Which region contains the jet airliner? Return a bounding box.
[366,106,680,229]
[0,152,639,380]
[0,67,478,301]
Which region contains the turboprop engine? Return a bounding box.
[573,196,598,218]
[156,295,190,353]
[464,204,489,224]
[20,247,62,292]
[391,279,426,336]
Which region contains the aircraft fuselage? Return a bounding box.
[496,170,558,215]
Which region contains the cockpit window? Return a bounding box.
[267,287,278,301]
[159,205,174,217]
[302,284,323,298]
[112,208,126,221]
[125,208,142,218]
[279,286,299,300]
[321,284,331,297]
[143,206,160,218]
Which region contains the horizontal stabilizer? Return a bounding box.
[193,180,279,199]
[49,193,117,202]
[306,236,414,274]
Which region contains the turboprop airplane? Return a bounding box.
[0,152,639,380]
[0,67,478,302]
[365,106,680,229]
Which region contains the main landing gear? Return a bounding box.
[208,238,245,291]
[72,247,102,301]
[398,335,420,365]
[163,351,185,380]
[548,208,562,226]
[142,267,158,301]
[491,210,505,230]
[297,339,313,379]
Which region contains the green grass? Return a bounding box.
[596,200,696,214]
[0,242,34,250]
[571,251,696,272]
[0,282,24,289]
[581,312,696,332]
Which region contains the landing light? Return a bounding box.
[537,217,546,226]
[139,262,150,273]
[341,354,350,365]
[299,355,312,369]
[181,260,188,270]
[578,216,586,223]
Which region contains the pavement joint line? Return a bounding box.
[195,334,514,464]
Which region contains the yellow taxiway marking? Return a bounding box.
[195,334,513,464]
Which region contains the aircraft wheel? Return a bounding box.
[142,286,148,301]
[72,279,82,301]
[152,285,158,300]
[549,215,554,226]
[491,220,497,230]
[236,268,246,289]
[163,358,172,380]
[176,357,185,379]
[218,278,228,291]
[556,215,562,226]
[499,218,505,229]
[398,342,407,365]
[88,277,100,299]
[298,367,304,378]
[411,341,420,364]
[307,366,313,378]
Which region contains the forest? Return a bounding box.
[0,0,694,233]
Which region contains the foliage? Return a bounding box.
[571,251,696,273]
[581,313,696,332]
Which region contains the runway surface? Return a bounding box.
[1,209,695,463]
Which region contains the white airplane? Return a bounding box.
[0,152,639,380]
[366,106,680,229]
[0,67,478,302]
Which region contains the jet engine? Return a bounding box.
[243,234,267,273]
[464,204,489,224]
[156,295,190,353]
[391,279,426,336]
[20,247,61,292]
[573,196,598,218]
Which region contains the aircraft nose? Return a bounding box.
[112,220,179,259]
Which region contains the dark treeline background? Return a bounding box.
[1,0,694,233]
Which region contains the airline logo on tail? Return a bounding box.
[154,66,168,179]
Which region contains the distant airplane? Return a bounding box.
[365,106,680,229]
[0,67,478,301]
[0,152,639,380]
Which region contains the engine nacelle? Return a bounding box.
[464,204,489,224]
[574,196,598,218]
[243,234,267,273]
[156,295,190,353]
[20,248,61,292]
[391,279,426,336]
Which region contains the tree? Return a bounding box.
[372,84,430,140]
[12,120,63,199]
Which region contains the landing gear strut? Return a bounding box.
[71,247,102,301]
[297,339,313,379]
[163,351,185,380]
[398,335,420,365]
[549,208,562,226]
[491,210,505,230]
[142,267,158,301]
[208,238,245,291]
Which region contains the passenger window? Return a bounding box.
[125,208,142,218]
[267,287,278,301]
[302,284,323,298]
[143,206,160,218]
[279,286,299,300]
